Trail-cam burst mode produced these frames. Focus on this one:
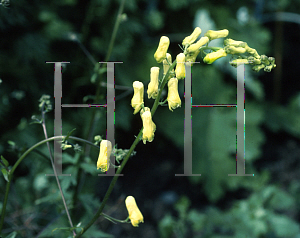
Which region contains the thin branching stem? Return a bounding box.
[74,59,177,237]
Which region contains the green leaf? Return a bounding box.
[1,155,9,167]
[80,163,97,175]
[269,214,300,236]
[1,168,9,182]
[4,231,17,238]
[62,128,76,143]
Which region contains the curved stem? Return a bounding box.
[75,58,177,238]
[0,136,98,233]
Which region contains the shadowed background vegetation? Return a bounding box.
[0,0,300,237]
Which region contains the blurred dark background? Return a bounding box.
[0,0,300,237]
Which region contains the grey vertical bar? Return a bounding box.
[98,62,123,177]
[229,64,253,176]
[176,62,201,176]
[46,62,71,176]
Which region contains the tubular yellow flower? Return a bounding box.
[140,109,156,144]
[125,196,144,227]
[225,45,246,54]
[204,29,229,40]
[147,67,159,99]
[163,53,172,75]
[203,49,227,64]
[131,81,144,114]
[182,27,202,46]
[167,77,181,111]
[175,53,185,80]
[224,38,247,48]
[187,36,209,53]
[97,140,112,172]
[154,36,170,63]
[245,45,260,58]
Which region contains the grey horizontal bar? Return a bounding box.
[62,104,107,107]
[192,104,237,107]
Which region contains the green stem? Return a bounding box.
[74,58,177,238]
[101,213,130,224]
[0,136,98,233]
[151,60,177,116]
[84,0,126,157]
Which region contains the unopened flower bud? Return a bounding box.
[131,81,144,114]
[154,36,170,63]
[203,49,227,64]
[204,29,229,40]
[185,49,201,64]
[182,27,202,46]
[224,38,247,48]
[175,53,185,80]
[147,67,159,99]
[125,196,144,227]
[252,64,265,72]
[245,45,260,58]
[97,140,112,172]
[260,55,270,65]
[187,36,209,53]
[167,78,181,111]
[248,56,261,65]
[141,110,156,144]
[225,45,246,54]
[229,59,249,68]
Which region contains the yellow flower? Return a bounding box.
[131,81,144,114]
[245,45,260,58]
[140,109,156,144]
[224,45,246,54]
[125,196,144,227]
[224,38,247,48]
[182,27,202,46]
[167,77,181,111]
[147,67,159,99]
[97,140,112,172]
[203,49,227,64]
[163,53,172,75]
[175,53,185,80]
[204,29,229,40]
[187,36,209,53]
[154,36,170,63]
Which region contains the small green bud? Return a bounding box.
[229,59,249,68]
[252,64,265,72]
[248,56,261,65]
